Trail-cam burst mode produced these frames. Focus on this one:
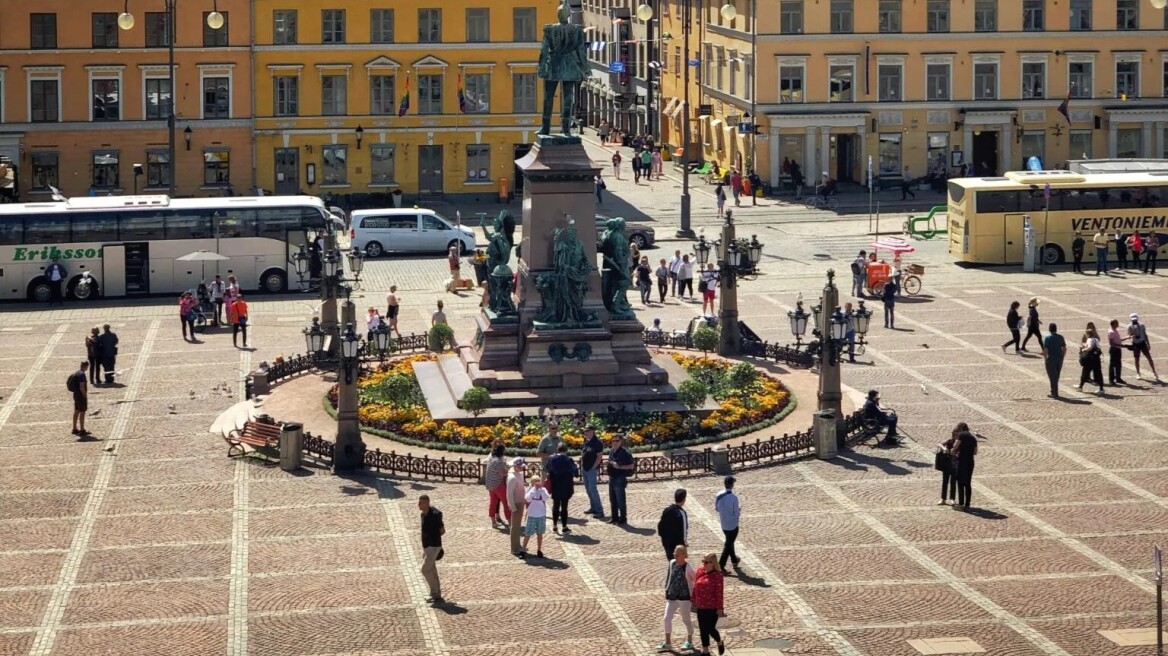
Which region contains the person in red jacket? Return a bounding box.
[692,553,726,655]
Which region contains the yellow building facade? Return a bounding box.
[252,0,552,202]
[662,0,1168,192]
[0,0,253,200]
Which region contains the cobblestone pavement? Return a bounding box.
[1,179,1168,655]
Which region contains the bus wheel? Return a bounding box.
[1041,244,1065,266]
[260,269,287,293]
[27,278,51,303]
[69,276,98,301]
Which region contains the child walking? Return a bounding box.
[521,475,550,558]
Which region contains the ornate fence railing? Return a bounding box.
[642,331,814,369]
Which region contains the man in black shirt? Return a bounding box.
[657,488,688,560]
[952,430,978,511]
[580,427,605,517]
[863,389,899,445]
[607,435,635,524]
[418,494,445,604]
[67,361,89,438]
[97,324,119,385]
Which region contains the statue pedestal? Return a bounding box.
[471,313,520,370]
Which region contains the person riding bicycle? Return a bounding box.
[863,389,900,446]
[815,175,836,199]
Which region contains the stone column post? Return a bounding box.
[333,299,364,472]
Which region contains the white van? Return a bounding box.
[350,208,476,257]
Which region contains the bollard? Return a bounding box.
[280,422,304,472]
[709,446,732,475]
[814,410,837,460]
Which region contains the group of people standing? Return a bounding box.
[1070,229,1161,275]
[178,274,249,347]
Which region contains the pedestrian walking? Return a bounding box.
[852,250,868,298]
[521,475,550,558]
[45,257,67,305]
[1126,313,1160,381]
[85,327,102,386]
[1146,232,1160,274]
[715,184,726,217]
[612,151,622,180]
[385,285,402,337]
[678,255,695,299]
[641,149,653,182]
[179,292,198,341]
[692,553,726,656]
[1107,319,1128,386]
[660,545,697,653]
[1042,323,1067,398]
[595,175,606,204]
[1077,322,1105,393]
[652,148,663,179]
[447,245,462,292]
[209,275,226,326]
[607,434,634,524]
[418,494,445,604]
[637,256,653,305]
[1071,232,1085,274]
[715,476,741,574]
[951,427,978,511]
[484,442,511,529]
[900,166,916,200]
[657,488,689,560]
[67,361,89,438]
[1093,228,1109,275]
[935,424,963,505]
[748,170,762,206]
[1115,231,1129,270]
[546,443,578,533]
[668,250,684,296]
[230,294,249,348]
[655,258,670,303]
[507,458,528,557]
[730,169,743,207]
[1020,298,1042,351]
[882,278,898,329]
[580,426,605,518]
[97,324,119,385]
[700,263,718,315]
[1001,300,1023,353]
[632,150,642,183]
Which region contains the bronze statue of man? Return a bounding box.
[537,1,588,136]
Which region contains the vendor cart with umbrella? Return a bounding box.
[866,237,923,296]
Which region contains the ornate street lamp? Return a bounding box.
[346,246,364,282]
[372,322,392,360]
[303,317,325,354]
[293,245,310,287]
[339,323,361,384]
[354,125,365,150]
[322,249,341,279]
[747,235,763,267]
[854,300,872,344]
[693,234,712,266]
[788,299,809,347]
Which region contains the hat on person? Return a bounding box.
[510,457,526,468]
[1130,313,1140,321]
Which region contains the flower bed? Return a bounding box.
[326,352,796,455]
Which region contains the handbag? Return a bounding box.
[698,279,708,293]
[933,448,951,472]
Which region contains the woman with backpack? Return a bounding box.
[1077,322,1105,394]
[1001,300,1023,353]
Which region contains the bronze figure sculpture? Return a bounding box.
[537,0,588,136]
[599,217,634,318]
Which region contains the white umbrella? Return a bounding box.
[869,237,916,255]
[177,250,230,281]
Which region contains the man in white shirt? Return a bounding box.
[852,250,868,299]
[208,275,226,326]
[506,458,528,558]
[715,476,741,574]
[45,257,66,305]
[667,249,684,297]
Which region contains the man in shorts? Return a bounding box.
[68,361,89,438]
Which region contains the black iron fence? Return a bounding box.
[642,330,814,369]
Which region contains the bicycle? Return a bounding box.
[804,193,840,210]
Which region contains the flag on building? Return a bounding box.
[1057,94,1071,124]
[458,73,467,113]
[398,76,410,117]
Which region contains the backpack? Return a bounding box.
[66,372,80,393]
[850,260,862,276]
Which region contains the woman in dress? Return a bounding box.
[660,545,696,652]
[483,442,511,530]
[692,552,726,656]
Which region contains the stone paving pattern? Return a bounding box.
[1,158,1168,654]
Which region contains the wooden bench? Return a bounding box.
[225,420,282,459]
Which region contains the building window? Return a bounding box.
[878,133,902,176]
[513,72,536,113]
[1116,127,1142,157]
[273,9,297,44]
[370,75,396,114]
[1070,129,1093,159]
[829,65,853,102]
[92,12,119,48]
[974,0,997,31]
[92,79,120,121]
[829,0,853,33]
[145,12,171,47]
[370,144,396,184]
[145,150,168,188]
[371,9,394,43]
[1021,131,1045,167]
[419,9,442,43]
[464,73,490,113]
[274,76,299,116]
[878,64,902,101]
[466,8,490,42]
[30,14,57,49]
[926,63,950,101]
[673,46,682,75]
[715,47,725,89]
[419,74,443,114]
[513,8,536,41]
[30,152,58,191]
[1022,0,1044,31]
[1069,62,1093,98]
[322,9,345,43]
[780,0,803,33]
[145,78,171,120]
[203,76,229,118]
[779,66,803,102]
[878,0,901,33]
[744,55,754,101]
[1116,0,1138,30]
[93,151,120,189]
[1116,61,1139,99]
[729,50,739,96]
[927,133,949,174]
[30,80,59,122]
[702,44,712,84]
[1022,62,1045,99]
[204,149,230,186]
[321,75,347,116]
[203,12,228,46]
[926,0,949,32]
[466,145,491,182]
[1069,0,1091,30]
[1163,60,1168,96]
[973,62,998,100]
[322,144,347,185]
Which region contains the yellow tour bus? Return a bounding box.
[947,170,1168,265]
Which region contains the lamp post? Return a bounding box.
[294,230,363,348]
[119,0,223,197]
[812,270,847,441]
[691,210,764,356]
[787,299,809,348]
[636,3,656,141]
[303,288,365,472]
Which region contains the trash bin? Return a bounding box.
[280,422,304,472]
[813,410,837,460]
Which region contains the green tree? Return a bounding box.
[692,326,718,358]
[460,386,492,418]
[428,323,455,353]
[676,379,709,410]
[727,361,757,390]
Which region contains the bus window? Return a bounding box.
[70,212,119,242]
[257,208,303,239]
[0,220,23,245]
[976,191,1020,213]
[119,212,166,240]
[301,207,328,229]
[166,210,213,239]
[215,210,256,238]
[1019,190,1046,213]
[25,214,71,244]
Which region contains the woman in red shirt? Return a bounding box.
[691,553,726,655]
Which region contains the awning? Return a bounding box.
[663,97,679,115]
[668,100,685,119]
[710,119,723,129]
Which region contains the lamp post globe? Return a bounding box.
[1152,0,1167,10]
[694,237,712,266]
[117,12,136,30]
[747,235,763,266]
[829,309,848,342]
[304,319,325,353]
[340,323,361,360]
[346,247,364,276]
[720,2,738,20]
[727,242,744,269]
[322,250,340,279]
[853,300,872,337]
[810,303,822,330]
[373,323,391,354]
[636,3,654,20]
[206,10,225,29]
[788,301,809,342]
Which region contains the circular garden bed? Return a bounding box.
[326,352,796,456]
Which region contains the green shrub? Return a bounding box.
[361,373,425,408]
[428,323,455,353]
[676,379,709,410]
[460,386,492,417]
[692,326,718,356]
[727,361,757,390]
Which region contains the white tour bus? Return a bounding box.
[0,194,330,301]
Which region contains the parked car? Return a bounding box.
[350,208,476,257]
[595,214,655,249]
